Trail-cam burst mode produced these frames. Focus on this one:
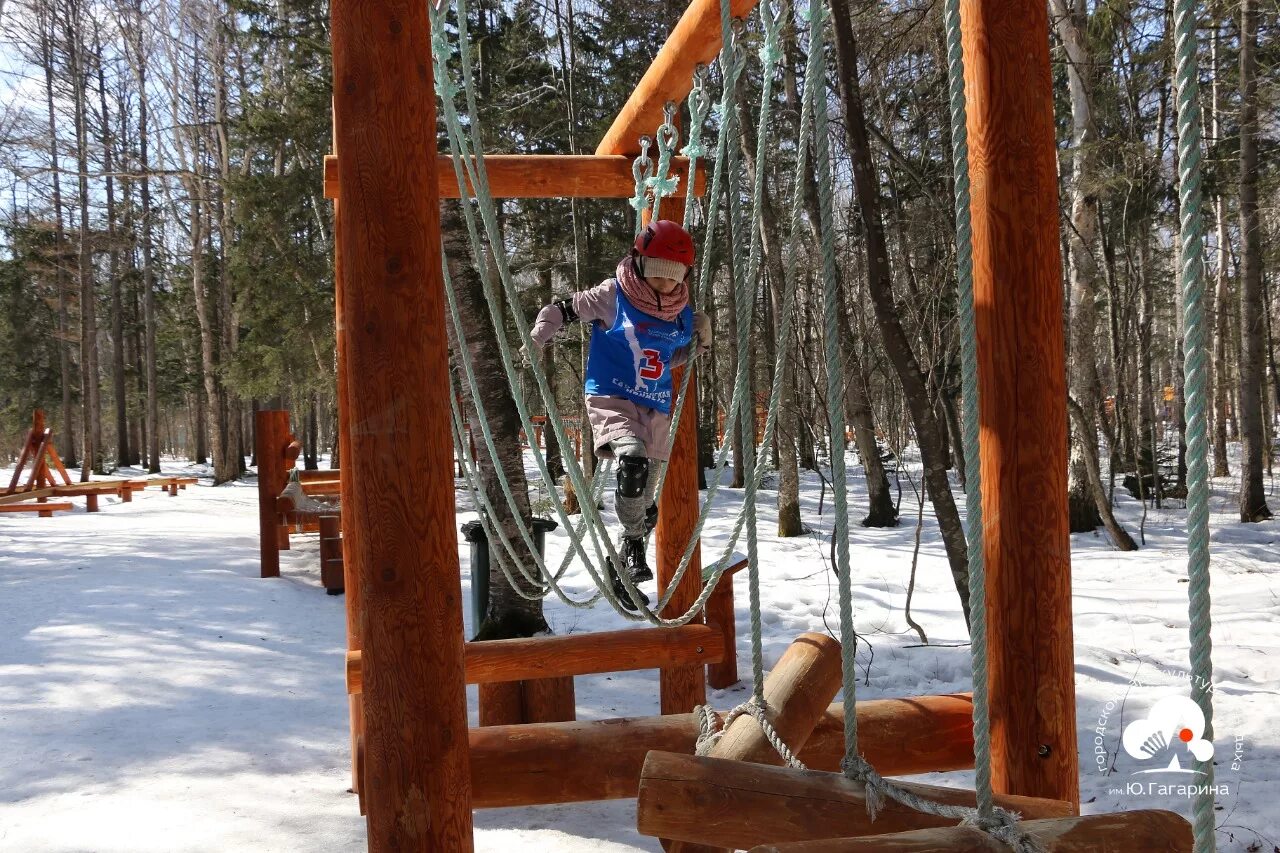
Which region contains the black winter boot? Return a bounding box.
[606,556,649,612]
[623,535,653,584]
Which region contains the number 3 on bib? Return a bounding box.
[639,348,664,381]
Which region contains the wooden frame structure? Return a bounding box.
[2,410,194,515]
[254,409,343,591]
[318,0,1181,846]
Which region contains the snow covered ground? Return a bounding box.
[1,454,1278,851]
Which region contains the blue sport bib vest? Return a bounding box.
[583,282,693,414]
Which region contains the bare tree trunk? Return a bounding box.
[130,0,161,473]
[443,200,548,640]
[37,2,77,466]
[1211,25,1231,478]
[830,0,970,620]
[1053,0,1136,548]
[213,22,242,478]
[1237,0,1272,521]
[68,0,103,478]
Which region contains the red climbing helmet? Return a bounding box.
[634,219,695,268]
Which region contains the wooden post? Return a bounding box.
[745,811,1193,852]
[330,0,472,846]
[86,493,98,513]
[962,0,1078,805]
[255,410,289,579]
[636,753,1073,851]
[333,183,365,794]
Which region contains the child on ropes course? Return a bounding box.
[526,219,712,611]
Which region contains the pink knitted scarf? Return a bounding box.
[616,257,689,322]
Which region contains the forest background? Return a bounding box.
[0,0,1277,582]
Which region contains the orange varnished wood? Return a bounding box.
[255,410,289,579]
[467,695,978,808]
[324,154,705,200]
[704,556,748,689]
[346,624,725,692]
[961,0,1078,806]
[636,753,1073,850]
[596,0,760,156]
[745,810,1192,852]
[0,500,73,513]
[330,0,473,846]
[705,632,843,766]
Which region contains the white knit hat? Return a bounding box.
[641,255,689,282]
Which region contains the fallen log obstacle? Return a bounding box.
[465,694,977,809]
[255,409,342,591]
[637,752,1075,851]
[745,810,1194,852]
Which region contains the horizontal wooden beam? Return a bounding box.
[323,154,706,200]
[0,486,57,505]
[596,0,760,156]
[747,811,1193,852]
[637,752,1074,850]
[0,501,73,513]
[468,695,977,809]
[347,624,724,691]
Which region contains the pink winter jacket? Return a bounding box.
[531,278,693,462]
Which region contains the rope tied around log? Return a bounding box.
[693,700,807,770]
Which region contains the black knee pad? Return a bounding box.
[616,454,650,499]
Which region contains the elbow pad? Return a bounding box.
[555,299,579,324]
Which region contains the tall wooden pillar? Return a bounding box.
[961,0,1079,806]
[330,0,473,848]
[650,198,708,715]
[255,409,289,579]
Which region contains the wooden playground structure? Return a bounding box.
[2,409,196,516]
[255,409,344,593]
[321,0,1196,848]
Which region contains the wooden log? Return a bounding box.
[477,682,525,727]
[346,623,725,693]
[0,501,74,514]
[324,154,706,200]
[520,675,576,724]
[120,485,133,503]
[331,0,473,842]
[6,414,37,494]
[51,481,133,494]
[747,810,1193,852]
[0,487,57,506]
[962,0,1078,806]
[652,194,707,716]
[255,410,290,579]
[85,493,98,512]
[710,632,843,766]
[596,0,761,156]
[703,559,747,689]
[467,694,976,809]
[636,752,1074,851]
[319,514,344,594]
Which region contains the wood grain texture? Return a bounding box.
[596,0,760,155]
[254,410,289,579]
[467,695,977,808]
[708,632,843,766]
[657,221,707,713]
[332,187,365,794]
[746,810,1193,852]
[346,624,725,692]
[961,0,1078,806]
[324,154,705,200]
[636,752,1072,850]
[330,0,473,846]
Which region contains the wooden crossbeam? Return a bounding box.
[596,0,760,156]
[346,624,724,693]
[0,501,73,514]
[323,154,705,201]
